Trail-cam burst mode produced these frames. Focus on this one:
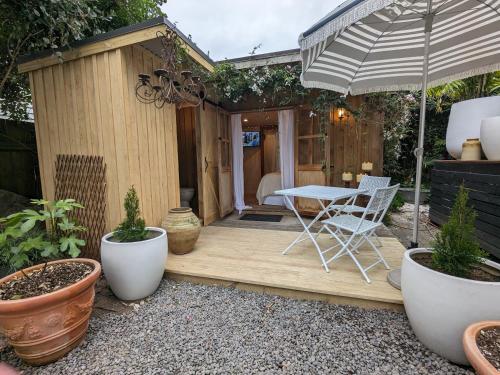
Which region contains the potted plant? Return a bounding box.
[101,187,167,300]
[0,199,100,365]
[463,321,500,375]
[401,185,500,365]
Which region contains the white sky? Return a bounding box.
[161,0,343,61]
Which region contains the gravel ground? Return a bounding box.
[1,280,471,375]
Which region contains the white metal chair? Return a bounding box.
[319,184,400,283]
[329,176,391,214]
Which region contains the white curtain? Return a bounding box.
[231,114,249,213]
[278,110,294,209]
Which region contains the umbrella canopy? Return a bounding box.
[300,0,500,95]
[299,0,500,246]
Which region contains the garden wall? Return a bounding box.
[430,160,500,258]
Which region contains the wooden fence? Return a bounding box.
[430,160,500,258]
[0,119,41,198]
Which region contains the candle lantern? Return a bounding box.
[342,172,353,188]
[361,161,373,175]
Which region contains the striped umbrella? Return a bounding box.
[299,0,500,247]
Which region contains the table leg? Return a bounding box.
[282,196,335,272]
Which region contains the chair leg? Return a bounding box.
[365,233,390,270]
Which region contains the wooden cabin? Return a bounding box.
[19,17,384,231]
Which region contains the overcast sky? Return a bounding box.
[161,1,343,61]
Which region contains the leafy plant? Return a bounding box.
[113,186,148,242]
[431,185,486,278]
[0,199,86,272]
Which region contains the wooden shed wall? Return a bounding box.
[28,44,179,230]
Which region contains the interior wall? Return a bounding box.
[177,107,198,213]
[241,111,279,204]
[28,44,180,230]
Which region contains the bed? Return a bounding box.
[256,172,285,206]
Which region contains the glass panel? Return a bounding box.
[298,139,312,165]
[312,138,324,165]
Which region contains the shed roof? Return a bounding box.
[221,48,300,69]
[18,16,215,73]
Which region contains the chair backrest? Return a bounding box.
[358,176,391,196]
[363,184,400,223]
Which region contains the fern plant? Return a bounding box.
[113,187,148,242]
[431,185,486,278]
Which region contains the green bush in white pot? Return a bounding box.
[402,185,500,365]
[101,187,167,300]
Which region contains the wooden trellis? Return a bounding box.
[54,154,107,261]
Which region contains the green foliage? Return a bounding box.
[389,192,405,212]
[95,0,165,31]
[431,185,486,278]
[0,0,166,120]
[0,199,86,271]
[113,186,148,242]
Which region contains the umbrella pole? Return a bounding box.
[410,11,433,248]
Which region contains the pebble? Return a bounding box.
[0,279,472,374]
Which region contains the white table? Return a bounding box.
[274,185,367,272]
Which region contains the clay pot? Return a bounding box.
[161,207,201,255]
[461,138,481,161]
[463,321,500,375]
[0,258,101,365]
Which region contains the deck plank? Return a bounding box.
[165,226,405,309]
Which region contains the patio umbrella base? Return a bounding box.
[387,268,401,290]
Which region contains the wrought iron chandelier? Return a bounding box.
[135,28,206,108]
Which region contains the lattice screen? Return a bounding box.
[54,154,107,261]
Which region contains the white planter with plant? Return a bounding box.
[402,186,500,365]
[101,187,167,301]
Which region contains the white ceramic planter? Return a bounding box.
[480,116,500,161]
[446,96,500,159]
[401,248,500,365]
[101,227,168,300]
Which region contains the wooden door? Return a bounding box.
[217,110,233,217]
[295,108,330,213]
[196,102,220,225]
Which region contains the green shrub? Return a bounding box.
[431,185,486,278]
[0,199,86,271]
[113,186,148,242]
[389,192,405,212]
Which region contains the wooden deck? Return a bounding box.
[165,226,405,311]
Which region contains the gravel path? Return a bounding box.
[1,280,471,374]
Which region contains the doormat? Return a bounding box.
[239,214,283,222]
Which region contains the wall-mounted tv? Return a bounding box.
[242,131,260,147]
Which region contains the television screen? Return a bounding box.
[242,131,260,147]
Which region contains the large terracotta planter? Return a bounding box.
[101,227,167,300]
[402,248,500,365]
[463,321,500,375]
[161,208,201,255]
[0,258,101,365]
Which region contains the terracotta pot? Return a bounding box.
[461,138,481,161]
[0,258,101,365]
[463,321,500,375]
[161,207,201,255]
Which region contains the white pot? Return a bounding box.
[480,116,500,161]
[446,96,500,159]
[401,248,500,365]
[101,227,168,300]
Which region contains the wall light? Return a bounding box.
[337,108,345,120]
[243,118,249,123]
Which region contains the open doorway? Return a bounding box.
[176,107,199,215]
[241,110,286,210]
